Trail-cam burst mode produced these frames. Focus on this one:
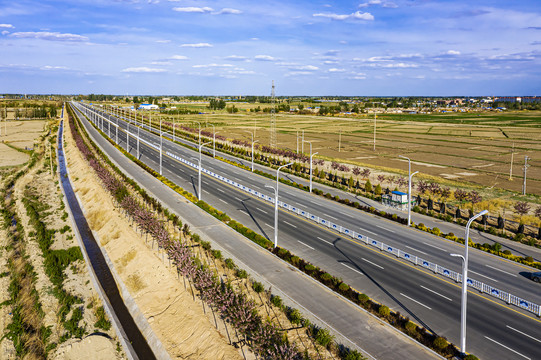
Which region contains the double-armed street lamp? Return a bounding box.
[265,162,294,248]
[450,209,488,357]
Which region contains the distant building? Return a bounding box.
[138,104,159,110]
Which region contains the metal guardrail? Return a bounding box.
[76,103,541,318]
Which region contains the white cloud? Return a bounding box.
[40,65,69,71]
[328,68,345,72]
[255,55,276,61]
[192,64,233,68]
[122,67,166,73]
[359,0,381,8]
[156,39,171,43]
[313,11,374,21]
[225,55,248,61]
[214,8,242,15]
[10,31,88,42]
[0,24,14,28]
[290,65,319,71]
[169,55,188,60]
[180,43,212,48]
[151,61,173,65]
[172,7,213,13]
[1,31,9,35]
[285,71,313,77]
[447,50,461,55]
[379,63,418,68]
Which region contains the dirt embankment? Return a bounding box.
[64,110,245,359]
[0,119,124,359]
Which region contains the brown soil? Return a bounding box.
[0,120,48,167]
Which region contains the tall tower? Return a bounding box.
[270,80,276,148]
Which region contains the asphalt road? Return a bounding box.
[74,103,541,360]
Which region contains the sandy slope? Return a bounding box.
[64,113,244,359]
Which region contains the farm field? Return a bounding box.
[146,108,541,197]
[0,120,47,167]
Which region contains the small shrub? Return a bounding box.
[524,256,534,263]
[405,321,417,334]
[338,283,350,292]
[236,269,248,279]
[287,308,302,325]
[503,250,512,255]
[315,327,334,348]
[320,272,332,282]
[224,258,235,269]
[201,240,211,251]
[432,227,441,236]
[358,293,370,305]
[433,336,448,351]
[290,256,300,266]
[305,264,316,272]
[464,355,479,360]
[271,295,283,308]
[252,281,264,293]
[211,249,222,259]
[378,305,390,318]
[343,349,363,360]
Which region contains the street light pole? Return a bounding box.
[251,133,259,172]
[193,142,212,201]
[265,162,294,248]
[304,140,317,193]
[210,124,216,157]
[451,209,488,356]
[399,155,418,227]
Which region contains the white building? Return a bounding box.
[138,104,159,110]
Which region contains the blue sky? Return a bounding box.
[1,0,540,96]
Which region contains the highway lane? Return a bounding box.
[73,103,541,360]
[86,103,541,303]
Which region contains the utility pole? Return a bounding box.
[338,130,342,152]
[373,110,377,151]
[523,156,530,195]
[509,143,515,180]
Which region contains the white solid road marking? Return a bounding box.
[341,263,364,276]
[405,245,428,256]
[376,225,395,233]
[256,207,268,214]
[317,236,333,246]
[283,220,297,228]
[506,325,541,343]
[484,336,531,360]
[400,293,432,310]
[362,257,384,270]
[422,242,447,252]
[485,264,517,277]
[469,270,499,283]
[217,188,225,193]
[420,285,452,301]
[298,241,314,250]
[203,190,210,194]
[234,196,242,202]
[265,223,273,228]
[219,199,228,204]
[239,210,249,216]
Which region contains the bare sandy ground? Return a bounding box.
[0,120,47,167]
[63,115,244,359]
